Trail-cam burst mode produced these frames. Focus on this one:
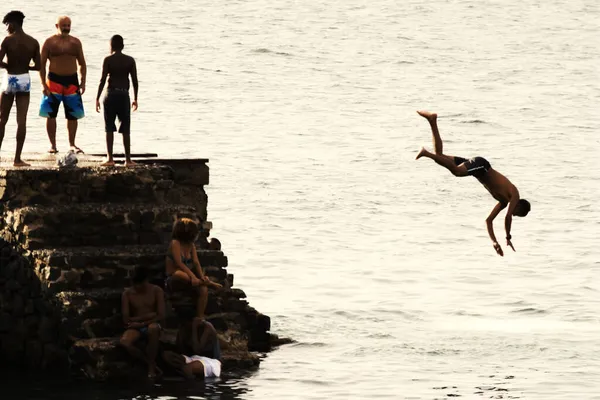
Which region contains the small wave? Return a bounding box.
[461,119,486,124]
[510,307,548,315]
[426,348,462,356]
[295,379,332,386]
[502,300,530,306]
[252,48,292,57]
[366,332,395,339]
[452,310,483,317]
[290,341,327,348]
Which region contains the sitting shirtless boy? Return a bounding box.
[120,266,165,378]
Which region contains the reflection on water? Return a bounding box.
[0,370,257,400]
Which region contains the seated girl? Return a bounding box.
[165,218,222,319]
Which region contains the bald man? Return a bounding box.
[39,16,86,154]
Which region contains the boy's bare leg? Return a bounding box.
[120,329,146,362]
[46,118,58,153]
[0,93,15,160]
[416,110,443,154]
[146,323,161,378]
[121,328,163,379]
[14,93,31,167]
[416,110,467,176]
[196,286,208,319]
[123,133,137,167]
[101,131,115,166]
[67,119,78,149]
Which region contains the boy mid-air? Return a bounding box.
[415,110,530,256]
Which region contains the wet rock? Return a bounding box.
[12,293,25,316]
[0,160,284,380]
[0,311,11,332]
[38,316,58,343]
[42,343,70,373]
[1,333,24,362]
[25,339,43,368]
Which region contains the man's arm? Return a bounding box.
[76,38,86,94]
[39,39,50,93]
[504,192,520,252]
[0,38,8,69]
[486,202,507,256]
[121,291,131,326]
[130,58,138,110]
[29,40,41,71]
[96,57,109,112]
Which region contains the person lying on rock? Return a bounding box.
[165,218,222,319]
[120,265,165,379]
[162,317,222,379]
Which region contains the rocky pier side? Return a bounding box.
[0,155,286,381]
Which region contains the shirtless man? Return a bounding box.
[96,34,139,167]
[162,317,222,379]
[120,266,165,379]
[39,16,86,154]
[415,111,531,256]
[0,11,40,167]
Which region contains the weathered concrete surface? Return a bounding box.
[0,155,288,380]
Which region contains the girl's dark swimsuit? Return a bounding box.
[165,252,194,288]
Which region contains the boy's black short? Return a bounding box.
[453,156,491,179]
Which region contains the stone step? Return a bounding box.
[31,245,227,290]
[2,203,209,250]
[54,288,251,339]
[0,162,208,208]
[55,288,123,323]
[70,335,260,381]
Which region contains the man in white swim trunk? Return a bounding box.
[0,11,40,167]
[162,317,222,379]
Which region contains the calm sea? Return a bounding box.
[1,0,599,399]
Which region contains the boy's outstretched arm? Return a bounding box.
[504,194,520,252]
[486,202,507,256]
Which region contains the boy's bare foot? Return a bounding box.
[415,147,429,160]
[13,160,31,167]
[48,148,58,154]
[70,146,84,154]
[147,363,162,379]
[417,110,437,121]
[100,159,115,167]
[125,160,138,167]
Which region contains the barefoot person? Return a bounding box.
[165,218,223,319]
[39,16,86,154]
[120,266,165,379]
[95,34,139,167]
[0,11,40,167]
[415,110,531,256]
[162,317,222,379]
